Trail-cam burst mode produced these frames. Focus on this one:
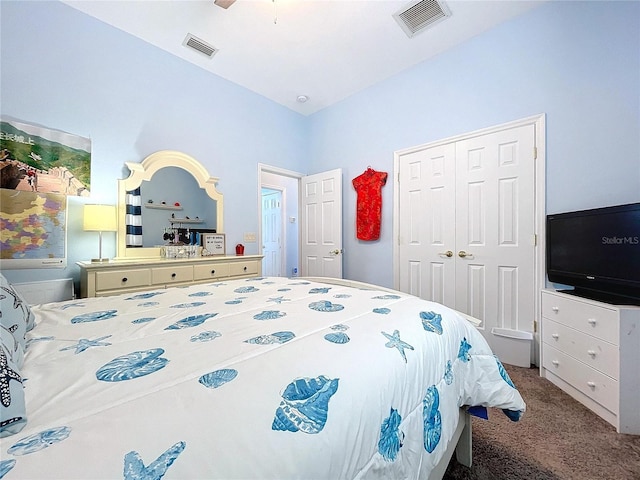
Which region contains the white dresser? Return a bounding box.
[540,289,640,434]
[78,255,262,298]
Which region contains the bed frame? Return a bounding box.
[303,277,474,478]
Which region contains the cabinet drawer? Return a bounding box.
[229,261,258,276]
[543,344,618,414]
[541,292,619,344]
[151,265,194,285]
[194,262,230,281]
[542,318,619,379]
[96,269,150,291]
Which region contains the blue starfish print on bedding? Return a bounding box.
[123,441,186,480]
[60,335,112,354]
[0,347,22,407]
[457,337,472,362]
[378,407,404,462]
[381,330,414,363]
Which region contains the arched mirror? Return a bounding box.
[116,150,224,259]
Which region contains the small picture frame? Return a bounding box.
[202,233,225,255]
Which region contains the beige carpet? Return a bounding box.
[444,365,640,480]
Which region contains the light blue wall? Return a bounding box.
[0,0,307,286]
[307,0,640,287]
[1,1,638,291]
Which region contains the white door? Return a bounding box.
[454,124,536,340]
[301,168,343,278]
[262,189,283,276]
[397,143,456,305]
[396,119,540,361]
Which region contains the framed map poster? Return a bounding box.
[0,188,68,269]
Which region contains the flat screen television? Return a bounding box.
[546,202,640,306]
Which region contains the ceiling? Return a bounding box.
[62,0,544,115]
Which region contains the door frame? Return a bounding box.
[392,113,546,364]
[258,163,304,276]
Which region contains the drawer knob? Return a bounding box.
[552,306,559,313]
[587,349,597,357]
[171,273,177,278]
[587,318,597,326]
[551,333,559,340]
[551,360,560,367]
[243,266,247,271]
[122,277,128,283]
[211,270,216,275]
[587,381,596,389]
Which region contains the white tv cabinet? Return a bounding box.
[540,289,640,434]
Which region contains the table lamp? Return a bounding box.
[83,204,117,262]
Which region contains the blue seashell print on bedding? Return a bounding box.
[309,287,331,294]
[496,356,516,389]
[422,386,442,453]
[308,301,344,313]
[272,375,339,434]
[324,332,350,344]
[164,313,218,330]
[132,317,156,324]
[170,302,205,309]
[420,311,443,335]
[138,302,160,307]
[7,426,71,455]
[373,307,390,315]
[253,310,286,321]
[190,331,222,342]
[457,337,472,362]
[372,294,401,300]
[234,286,259,294]
[188,291,213,297]
[245,331,295,345]
[70,310,117,324]
[443,360,454,385]
[96,349,168,382]
[123,441,186,480]
[378,407,404,462]
[125,292,165,300]
[199,369,238,389]
[0,459,16,477]
[330,324,349,331]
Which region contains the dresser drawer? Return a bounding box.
[543,344,618,414]
[541,292,619,344]
[194,262,230,281]
[542,318,619,379]
[95,268,150,291]
[151,265,194,285]
[229,261,259,277]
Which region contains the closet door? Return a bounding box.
[397,143,456,305]
[454,124,536,339]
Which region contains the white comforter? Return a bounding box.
[0,277,525,479]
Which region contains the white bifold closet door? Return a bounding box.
[397,121,537,353]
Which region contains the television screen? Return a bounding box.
[546,202,640,304]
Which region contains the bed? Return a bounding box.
[1,274,525,479]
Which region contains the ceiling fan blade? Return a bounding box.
[214,0,237,9]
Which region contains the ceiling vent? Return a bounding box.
[393,0,451,38]
[183,34,218,59]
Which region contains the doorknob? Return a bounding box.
[330,249,343,255]
[439,250,453,258]
[458,250,473,258]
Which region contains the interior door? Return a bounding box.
[455,124,536,339]
[261,189,283,276]
[300,168,343,278]
[397,143,456,304]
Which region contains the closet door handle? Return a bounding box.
[458,250,473,258]
[439,250,453,258]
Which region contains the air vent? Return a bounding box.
[393,0,451,38]
[183,34,218,59]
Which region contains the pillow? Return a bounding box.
[0,336,27,437]
[0,273,36,356]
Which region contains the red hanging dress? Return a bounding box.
[352,168,388,241]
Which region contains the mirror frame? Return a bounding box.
[116,150,224,259]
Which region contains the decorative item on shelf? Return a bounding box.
[235,243,245,255]
[83,204,117,263]
[202,233,225,255]
[161,244,200,259]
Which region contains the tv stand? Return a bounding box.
[541,289,640,434]
[557,288,640,306]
